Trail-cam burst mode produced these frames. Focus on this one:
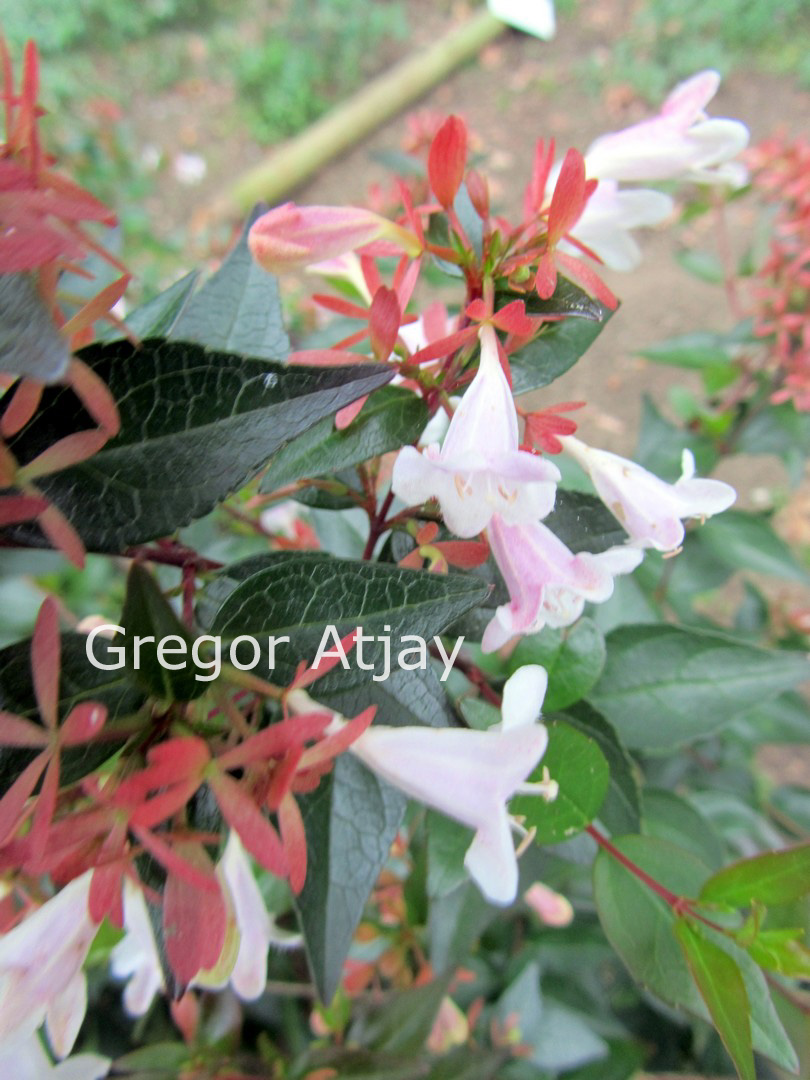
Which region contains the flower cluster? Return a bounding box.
[1,37,125,568]
[0,62,751,1070]
[748,133,810,410]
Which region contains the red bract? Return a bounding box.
[523,401,586,454]
[428,115,468,210]
[0,597,107,855]
[535,149,599,300]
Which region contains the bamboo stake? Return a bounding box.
[206,9,506,222]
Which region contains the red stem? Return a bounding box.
[362,488,395,560]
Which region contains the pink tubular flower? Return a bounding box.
[111,833,300,1014]
[584,70,749,187]
[0,1034,109,1080]
[482,515,643,653]
[0,871,98,1058]
[248,202,420,273]
[391,324,560,537]
[563,179,673,271]
[560,436,736,552]
[339,666,554,905]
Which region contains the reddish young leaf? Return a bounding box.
[369,286,401,362]
[278,792,307,894]
[164,843,227,986]
[466,170,490,219]
[37,502,86,568]
[67,357,121,435]
[436,540,490,568]
[0,378,43,438]
[0,494,48,526]
[31,596,60,729]
[428,115,468,210]
[548,148,587,243]
[335,395,368,430]
[210,771,287,878]
[19,429,110,482]
[0,752,47,844]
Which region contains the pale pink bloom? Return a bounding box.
[112,835,299,1013]
[392,324,560,537]
[560,436,736,552]
[524,882,574,927]
[0,872,98,1058]
[564,180,673,271]
[249,203,419,273]
[219,831,286,1001]
[0,1034,109,1080]
[584,70,749,186]
[482,515,642,652]
[109,880,164,1017]
[343,665,554,905]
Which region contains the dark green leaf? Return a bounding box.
[208,552,489,691]
[260,386,428,494]
[592,836,798,1071]
[171,205,290,360]
[701,843,810,908]
[543,491,627,554]
[507,618,606,711]
[589,624,810,750]
[0,340,392,552]
[0,272,70,381]
[427,810,474,898]
[561,701,641,835]
[498,277,604,322]
[295,754,406,1002]
[120,563,209,700]
[511,720,609,844]
[642,789,725,870]
[102,272,199,341]
[458,696,501,730]
[510,305,613,395]
[698,511,810,585]
[675,918,755,1080]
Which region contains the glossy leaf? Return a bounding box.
[589,624,810,750]
[675,918,755,1080]
[593,835,798,1071]
[700,843,810,908]
[171,205,290,360]
[510,304,613,396]
[0,339,392,552]
[511,720,609,844]
[295,753,406,1002]
[543,490,627,554]
[507,618,606,711]
[209,551,489,691]
[120,562,209,700]
[561,701,641,835]
[260,386,428,494]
